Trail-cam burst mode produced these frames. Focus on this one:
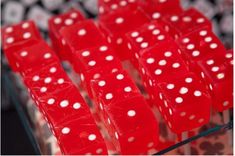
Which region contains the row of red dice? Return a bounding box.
[47,0,233,152]
[2,0,232,154]
[150,4,233,112]
[95,0,233,133]
[176,30,233,112]
[2,21,109,155]
[48,9,161,154]
[98,0,182,60]
[96,0,211,134]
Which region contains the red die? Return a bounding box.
[140,0,182,21]
[2,21,42,71]
[154,72,211,133]
[55,115,108,155]
[138,40,189,86]
[48,9,85,60]
[27,74,109,155]
[126,21,173,68]
[98,0,140,16]
[197,54,233,112]
[80,64,123,98]
[90,70,141,112]
[23,62,74,102]
[4,40,59,75]
[60,20,107,55]
[72,44,122,74]
[36,85,92,128]
[24,68,108,155]
[2,20,42,51]
[103,96,159,154]
[176,29,227,69]
[73,45,123,96]
[162,8,212,39]
[98,8,150,60]
[90,70,159,154]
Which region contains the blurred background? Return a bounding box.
[1,0,233,154]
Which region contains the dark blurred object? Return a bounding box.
[1,108,37,155]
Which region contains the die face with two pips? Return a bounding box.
[2,21,43,71]
[98,8,150,60]
[162,8,212,39]
[48,9,85,60]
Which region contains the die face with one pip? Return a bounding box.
[48,9,85,60]
[98,8,150,60]
[103,95,159,154]
[60,20,108,55]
